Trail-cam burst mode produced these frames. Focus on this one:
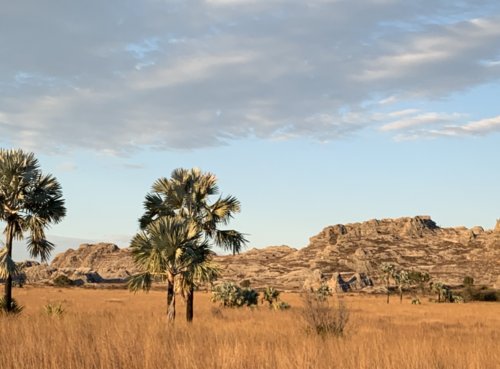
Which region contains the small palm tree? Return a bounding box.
[261,286,280,307]
[128,217,218,322]
[139,168,247,322]
[0,149,66,313]
[379,263,395,304]
[393,269,410,303]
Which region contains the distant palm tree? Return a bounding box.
[128,217,218,322]
[0,149,66,313]
[379,263,396,304]
[139,168,247,322]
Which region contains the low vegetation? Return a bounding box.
[0,288,498,369]
[301,291,348,337]
[211,282,259,307]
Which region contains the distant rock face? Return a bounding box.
[214,216,500,289]
[18,216,500,290]
[50,243,137,281]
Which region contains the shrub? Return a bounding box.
[261,286,291,310]
[272,301,291,310]
[262,287,280,307]
[472,289,499,302]
[13,273,26,288]
[53,275,74,287]
[316,283,332,301]
[463,276,474,286]
[0,297,23,315]
[211,282,259,308]
[458,286,499,302]
[301,292,349,337]
[44,302,65,317]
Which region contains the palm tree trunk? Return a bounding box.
[399,287,403,303]
[167,273,175,322]
[166,280,174,308]
[3,225,14,312]
[186,283,194,322]
[167,293,176,322]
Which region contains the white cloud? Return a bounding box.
[387,114,500,141]
[0,1,500,153]
[380,112,463,131]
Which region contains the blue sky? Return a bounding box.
[1,1,499,260]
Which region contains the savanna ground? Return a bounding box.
[0,287,498,369]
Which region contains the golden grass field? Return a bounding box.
[0,287,498,369]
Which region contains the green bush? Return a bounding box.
[211,282,259,308]
[262,286,280,307]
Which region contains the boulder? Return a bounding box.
[302,269,324,291]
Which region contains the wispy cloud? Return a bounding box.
[380,112,464,131]
[385,113,500,141]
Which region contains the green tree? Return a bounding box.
[128,217,218,322]
[139,168,247,322]
[0,149,66,313]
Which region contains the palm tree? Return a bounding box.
[393,269,410,303]
[128,217,218,322]
[0,149,66,313]
[139,168,247,322]
[379,263,395,304]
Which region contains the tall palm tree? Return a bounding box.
[139,168,247,322]
[128,217,217,322]
[0,149,66,312]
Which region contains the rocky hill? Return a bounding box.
[18,216,500,290]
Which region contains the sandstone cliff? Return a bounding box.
[17,216,500,290]
[214,216,499,289]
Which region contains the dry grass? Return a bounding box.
[0,287,498,369]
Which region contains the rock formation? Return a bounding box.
[14,216,500,290]
[214,216,499,289]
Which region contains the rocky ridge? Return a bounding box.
[17,216,500,290]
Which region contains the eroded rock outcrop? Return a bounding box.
[215,216,499,289]
[16,216,500,290]
[51,243,137,281]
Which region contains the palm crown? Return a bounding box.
[139,168,247,254]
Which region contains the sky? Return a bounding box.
[1,0,499,261]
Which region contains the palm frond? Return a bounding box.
[214,229,248,254]
[26,236,54,263]
[0,247,18,279]
[139,193,174,229]
[24,173,66,224]
[127,272,154,292]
